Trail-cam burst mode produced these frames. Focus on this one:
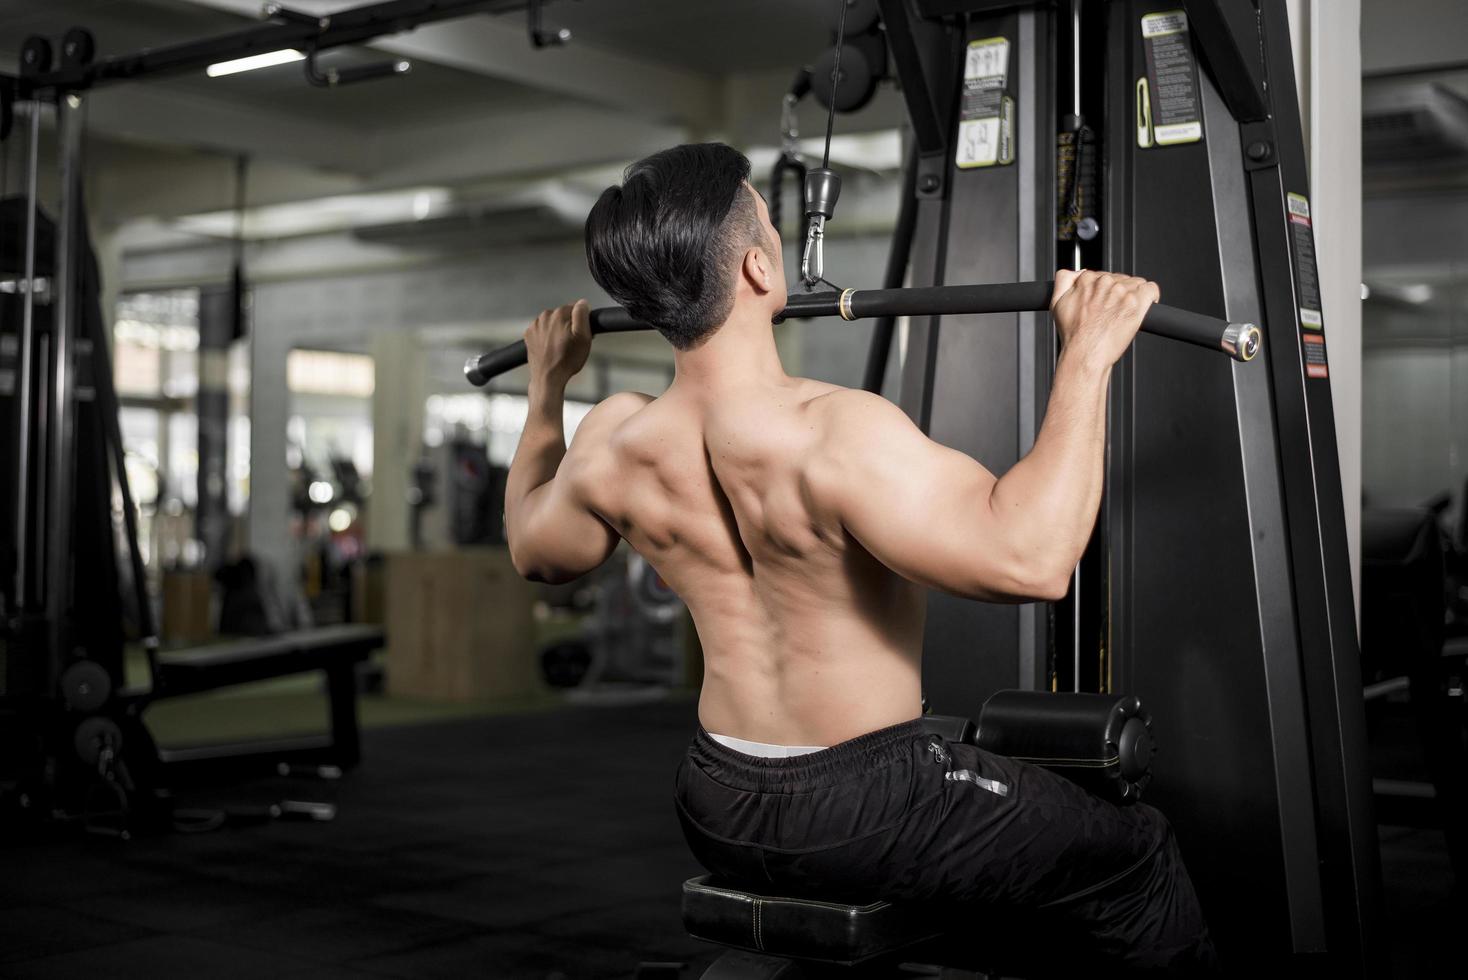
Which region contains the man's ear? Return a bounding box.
[742,247,772,295]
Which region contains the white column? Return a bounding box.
[1287,0,1363,617]
[246,293,295,598]
[367,331,426,552]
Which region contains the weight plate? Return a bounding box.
[811,44,876,115]
[73,716,123,768]
[61,659,112,713]
[61,28,97,69]
[20,36,53,76]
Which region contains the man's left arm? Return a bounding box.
[504,301,623,583]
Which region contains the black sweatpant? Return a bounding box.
[674,718,1219,976]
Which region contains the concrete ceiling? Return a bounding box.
[162,39,566,129]
[0,0,845,125]
[0,0,583,132]
[1361,0,1468,76]
[0,0,878,219]
[551,0,834,75]
[24,0,1464,262]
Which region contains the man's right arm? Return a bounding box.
[811,270,1157,603]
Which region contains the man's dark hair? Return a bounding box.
[585,143,768,351]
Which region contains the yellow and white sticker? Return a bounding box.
[965,36,1009,85]
[1287,193,1324,330]
[1141,10,1188,37]
[957,118,1001,168]
[1139,10,1203,146]
[956,37,1013,169]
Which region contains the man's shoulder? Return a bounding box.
[576,390,656,437]
[798,386,918,501]
[566,392,656,471]
[565,392,657,502]
[805,385,913,438]
[594,389,658,416]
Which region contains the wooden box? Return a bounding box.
[161,569,213,645]
[384,548,540,701]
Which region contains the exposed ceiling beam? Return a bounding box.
[85,83,372,172]
[366,104,685,187]
[91,146,365,226]
[78,96,684,224]
[371,17,719,125]
[0,50,370,172]
[173,0,721,125]
[78,95,686,221]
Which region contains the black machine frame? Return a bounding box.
[457,2,1382,972]
[870,0,1380,973]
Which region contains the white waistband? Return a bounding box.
[707,732,829,758]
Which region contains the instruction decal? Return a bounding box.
[1140,11,1203,146]
[957,37,1015,169]
[1286,192,1328,379]
[1287,194,1324,329]
[1302,334,1328,379]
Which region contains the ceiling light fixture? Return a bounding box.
[206,48,305,78]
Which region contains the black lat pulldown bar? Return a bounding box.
[463,281,1262,386]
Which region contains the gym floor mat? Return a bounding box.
[1,697,1458,978]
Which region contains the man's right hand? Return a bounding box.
[1049,269,1160,371]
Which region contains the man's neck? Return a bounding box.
[672,304,787,394]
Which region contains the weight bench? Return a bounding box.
[682,876,949,977]
[678,692,1153,979]
[152,623,384,775]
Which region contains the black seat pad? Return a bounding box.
[681,876,941,965]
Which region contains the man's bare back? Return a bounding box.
[505,154,1158,751]
[565,376,927,747]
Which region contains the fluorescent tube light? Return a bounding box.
[206,49,305,78]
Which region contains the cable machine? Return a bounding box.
[0,0,550,836]
[873,0,1380,973]
[466,0,1381,974]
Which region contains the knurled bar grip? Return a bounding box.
[464,281,1260,386]
[464,308,646,386]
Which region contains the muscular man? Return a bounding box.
[505,143,1216,974]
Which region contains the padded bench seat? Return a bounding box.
[682,875,942,966]
[679,697,1155,977]
[152,623,384,772]
[156,623,384,695]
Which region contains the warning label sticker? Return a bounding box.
[1287,193,1324,330]
[1140,11,1203,146]
[1287,192,1327,379]
[1302,333,1328,379]
[957,37,1014,169]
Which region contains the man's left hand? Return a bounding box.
[524,299,592,387]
